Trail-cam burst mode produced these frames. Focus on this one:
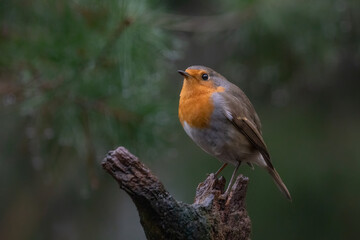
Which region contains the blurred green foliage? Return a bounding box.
[1,0,176,187]
[1,0,360,239]
[1,0,178,239]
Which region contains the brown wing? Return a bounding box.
[218,88,291,200]
[225,82,263,133]
[218,88,273,168]
[230,114,274,169]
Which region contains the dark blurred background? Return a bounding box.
[1,0,359,239]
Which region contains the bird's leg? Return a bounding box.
[214,163,228,177]
[224,161,241,195]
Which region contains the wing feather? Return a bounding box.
[230,114,274,169]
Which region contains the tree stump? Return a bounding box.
[102,146,251,240]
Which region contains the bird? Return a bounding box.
[177,65,291,200]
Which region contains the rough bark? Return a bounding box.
[102,146,251,240]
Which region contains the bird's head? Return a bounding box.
[178,65,228,90]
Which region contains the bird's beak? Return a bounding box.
[177,70,191,78]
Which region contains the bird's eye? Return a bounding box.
[202,74,209,80]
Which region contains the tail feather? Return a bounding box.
[267,167,292,201]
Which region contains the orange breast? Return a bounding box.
[179,80,224,128]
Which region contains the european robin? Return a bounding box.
[178,65,291,200]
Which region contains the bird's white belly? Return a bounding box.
[183,120,256,166]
